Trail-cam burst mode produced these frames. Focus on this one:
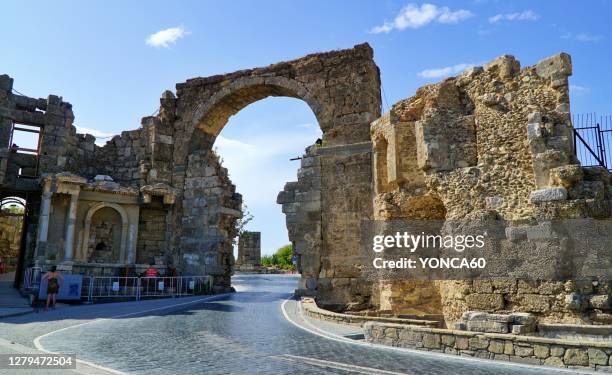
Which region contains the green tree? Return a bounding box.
[260,244,294,270]
[261,255,274,267]
[2,204,24,215]
[275,244,293,268]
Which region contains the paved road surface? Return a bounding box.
[0,275,579,374]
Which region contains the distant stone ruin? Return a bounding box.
[235,231,261,272]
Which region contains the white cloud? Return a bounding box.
[215,135,255,151]
[438,8,474,24]
[570,85,590,95]
[575,33,602,42]
[370,3,473,33]
[214,126,322,205]
[562,32,602,42]
[146,26,190,48]
[488,10,539,23]
[418,62,477,78]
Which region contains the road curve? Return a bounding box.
[26,275,573,374]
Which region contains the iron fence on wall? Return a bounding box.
[572,113,612,171]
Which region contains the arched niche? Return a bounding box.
[81,202,129,264]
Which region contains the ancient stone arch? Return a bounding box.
[81,202,129,263]
[165,43,382,297]
[191,76,323,139]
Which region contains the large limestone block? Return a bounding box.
[529,187,567,203]
[464,293,505,310]
[535,53,572,80]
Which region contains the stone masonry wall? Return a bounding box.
[278,145,322,295]
[365,321,612,372]
[370,53,612,326]
[235,231,261,271]
[136,198,168,264]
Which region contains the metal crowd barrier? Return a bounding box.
[23,266,42,291]
[81,276,213,303]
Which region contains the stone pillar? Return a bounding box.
[63,193,79,261]
[34,190,53,262]
[126,223,138,264]
[236,231,261,271]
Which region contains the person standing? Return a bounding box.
[41,266,63,311]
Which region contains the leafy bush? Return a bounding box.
[275,244,293,267]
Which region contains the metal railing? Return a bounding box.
[21,270,213,303]
[572,113,612,171]
[22,266,42,290]
[82,276,213,303]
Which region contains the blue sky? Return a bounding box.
[2,1,610,255]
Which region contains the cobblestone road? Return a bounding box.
[0,275,580,374]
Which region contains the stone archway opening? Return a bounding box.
[0,197,26,275]
[0,193,37,288]
[212,96,321,270]
[183,81,325,290]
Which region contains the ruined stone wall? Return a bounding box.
[0,75,80,188]
[136,197,168,264]
[235,231,261,271]
[371,53,612,326]
[179,148,241,289]
[278,145,322,293]
[91,92,177,188]
[318,142,374,310]
[92,129,146,187]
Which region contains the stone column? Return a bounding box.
[127,223,137,263]
[63,193,79,261]
[34,190,53,261]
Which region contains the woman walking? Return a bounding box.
[41,266,63,311]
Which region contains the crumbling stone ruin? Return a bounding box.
[366,53,611,327]
[1,43,610,331]
[1,44,380,295]
[235,231,261,272]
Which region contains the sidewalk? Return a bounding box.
[0,272,34,318]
